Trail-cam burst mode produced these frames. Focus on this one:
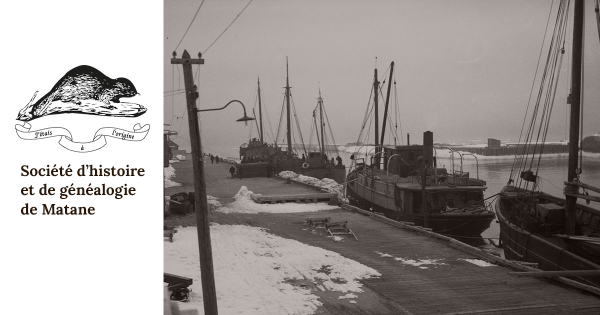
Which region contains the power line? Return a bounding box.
[203,0,254,55]
[174,0,207,52]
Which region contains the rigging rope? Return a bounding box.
[394,80,403,145]
[596,0,600,44]
[290,95,308,155]
[275,92,286,145]
[512,0,569,192]
[323,104,340,155]
[509,0,556,183]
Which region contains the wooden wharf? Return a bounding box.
[167,154,600,314]
[252,192,336,204]
[214,208,600,314]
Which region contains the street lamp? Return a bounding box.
[197,99,255,123]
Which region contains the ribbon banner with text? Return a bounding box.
[15,123,150,152]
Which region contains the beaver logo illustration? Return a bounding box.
[15,65,150,153]
[16,65,146,121]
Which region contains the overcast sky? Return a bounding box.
[164,0,600,155]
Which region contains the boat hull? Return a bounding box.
[240,143,277,158]
[495,187,600,288]
[346,172,495,236]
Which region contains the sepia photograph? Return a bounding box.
[163,1,600,314]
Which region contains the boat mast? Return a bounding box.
[319,89,325,155]
[565,0,584,235]
[373,67,380,169]
[380,61,395,165]
[257,77,264,144]
[285,57,292,155]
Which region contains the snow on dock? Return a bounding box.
[165,154,600,314]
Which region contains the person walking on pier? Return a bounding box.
[229,165,236,179]
[210,154,214,164]
[265,161,272,178]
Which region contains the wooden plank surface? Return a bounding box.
[211,208,600,314]
[252,193,335,203]
[508,270,600,277]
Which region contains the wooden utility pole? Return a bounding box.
[171,50,219,315]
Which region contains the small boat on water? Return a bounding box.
[495,0,600,288]
[346,61,495,235]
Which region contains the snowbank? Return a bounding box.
[216,186,338,214]
[164,165,181,188]
[207,195,222,209]
[166,225,381,314]
[278,171,348,203]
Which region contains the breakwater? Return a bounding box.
[442,144,569,156]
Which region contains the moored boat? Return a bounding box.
[345,60,494,235]
[239,78,280,160]
[272,59,345,183]
[347,131,495,236]
[495,0,600,288]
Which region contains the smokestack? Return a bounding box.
[423,131,433,169]
[407,133,410,145]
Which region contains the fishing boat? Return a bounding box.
[299,90,346,183]
[239,78,280,160]
[272,59,345,183]
[346,62,495,236]
[495,0,600,288]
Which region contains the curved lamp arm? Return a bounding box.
[197,100,255,122]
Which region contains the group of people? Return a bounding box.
[209,154,221,164]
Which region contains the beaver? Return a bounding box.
[17,65,141,121]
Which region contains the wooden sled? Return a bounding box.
[305,217,331,227]
[325,221,358,241]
